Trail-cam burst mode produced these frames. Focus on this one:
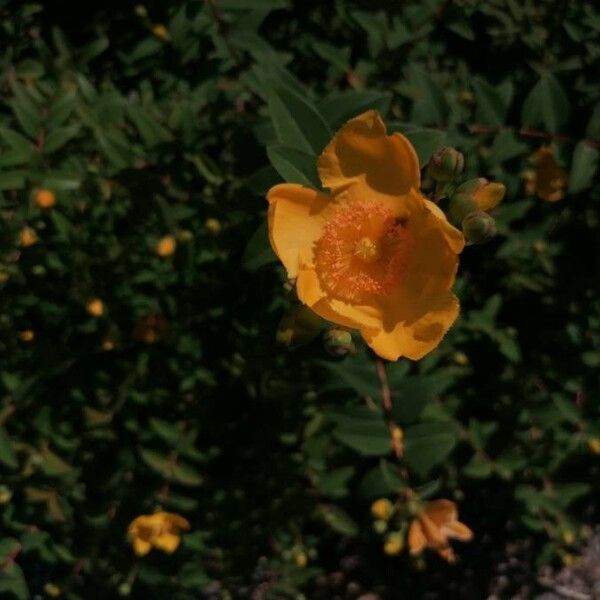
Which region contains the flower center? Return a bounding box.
[314,201,413,304]
[354,237,380,262]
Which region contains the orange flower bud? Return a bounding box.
[86,298,104,317]
[371,498,394,521]
[18,227,39,247]
[151,24,169,40]
[34,189,56,208]
[18,329,35,342]
[204,218,222,236]
[156,235,177,257]
[383,532,404,555]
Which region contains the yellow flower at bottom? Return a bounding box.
[266,111,464,361]
[371,498,394,521]
[127,511,190,556]
[407,499,473,563]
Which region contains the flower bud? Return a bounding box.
[86,298,104,317]
[33,188,56,209]
[18,226,39,248]
[472,179,506,212]
[428,147,464,183]
[371,498,394,521]
[461,211,496,245]
[383,532,404,556]
[323,328,355,356]
[447,192,477,227]
[204,218,222,236]
[276,305,322,349]
[373,519,388,534]
[156,235,177,257]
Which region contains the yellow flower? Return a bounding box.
[86,298,104,317]
[18,329,35,342]
[44,583,62,597]
[101,338,115,351]
[151,24,169,40]
[34,189,56,209]
[524,146,568,202]
[371,498,394,521]
[294,551,308,567]
[19,226,39,247]
[127,511,190,556]
[407,499,473,562]
[156,235,177,257]
[266,111,464,361]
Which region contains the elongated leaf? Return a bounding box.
[403,421,457,476]
[568,141,598,194]
[267,145,319,186]
[521,72,570,133]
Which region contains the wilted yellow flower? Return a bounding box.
[151,24,169,40]
[267,111,464,361]
[371,498,394,521]
[132,314,169,343]
[34,189,56,209]
[204,218,222,235]
[86,298,104,317]
[18,329,35,342]
[408,499,473,562]
[524,146,568,202]
[127,511,190,556]
[156,235,177,257]
[19,227,39,247]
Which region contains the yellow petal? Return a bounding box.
[166,513,190,531]
[408,519,427,554]
[296,267,383,330]
[423,198,465,255]
[154,533,181,554]
[133,538,152,556]
[267,184,332,279]
[473,182,506,212]
[317,110,420,201]
[445,520,473,541]
[423,500,457,527]
[361,290,459,361]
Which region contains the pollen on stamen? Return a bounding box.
[314,201,413,304]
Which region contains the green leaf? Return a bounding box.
[128,104,172,148]
[139,449,202,487]
[10,80,41,138]
[389,123,446,166]
[242,223,276,270]
[568,141,599,194]
[0,427,18,469]
[521,72,570,133]
[0,170,27,190]
[472,77,510,125]
[0,562,29,600]
[319,90,392,129]
[463,454,492,478]
[319,505,358,536]
[44,126,80,153]
[329,406,390,456]
[265,85,331,154]
[320,355,379,398]
[266,145,319,186]
[403,421,457,476]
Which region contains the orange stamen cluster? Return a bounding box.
[314,201,413,304]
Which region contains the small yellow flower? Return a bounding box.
[151,24,169,40]
[561,552,576,567]
[34,189,56,209]
[0,485,13,504]
[383,532,404,556]
[371,498,394,521]
[204,217,222,236]
[408,499,473,563]
[156,235,177,257]
[452,351,469,366]
[0,271,9,284]
[127,511,190,556]
[587,438,600,454]
[267,111,464,361]
[86,298,104,317]
[524,146,568,202]
[18,329,35,342]
[562,530,575,545]
[19,227,39,247]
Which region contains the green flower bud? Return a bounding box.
[276,305,323,349]
[373,519,388,534]
[462,211,496,245]
[447,192,477,227]
[323,328,355,356]
[428,147,465,183]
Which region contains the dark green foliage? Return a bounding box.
[0,0,598,598]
